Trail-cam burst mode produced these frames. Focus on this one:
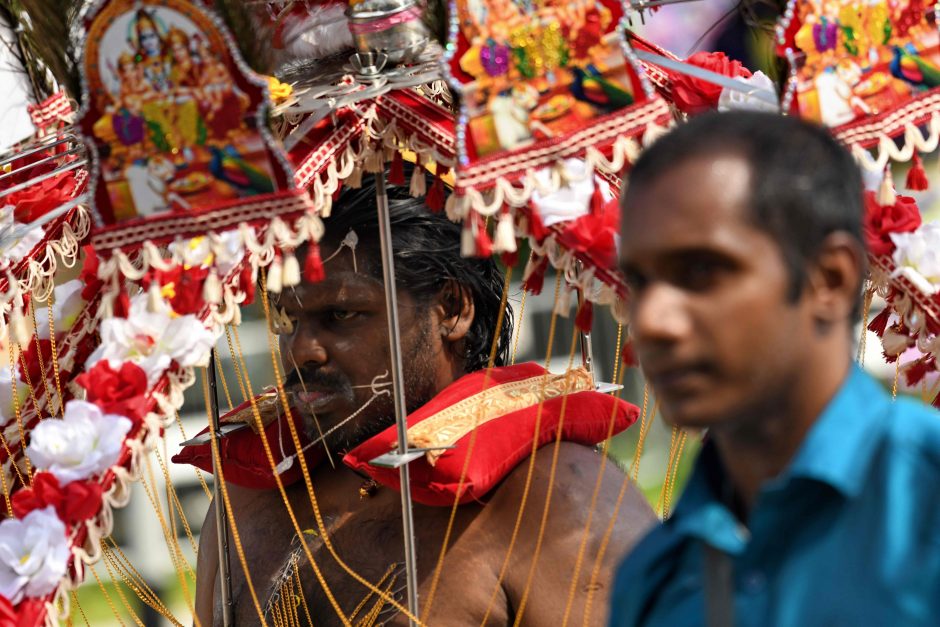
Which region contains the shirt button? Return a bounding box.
[742,571,766,594]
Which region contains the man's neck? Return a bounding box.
[711,353,852,518]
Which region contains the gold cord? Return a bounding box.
[610,324,623,387]
[8,342,32,482]
[477,272,563,627]
[258,270,418,625]
[138,454,200,624]
[97,556,146,627]
[510,284,527,366]
[892,359,901,400]
[225,321,352,626]
[88,563,129,627]
[44,296,65,416]
[292,556,315,627]
[203,368,271,626]
[512,326,581,626]
[101,542,183,626]
[559,364,627,627]
[152,444,200,556]
[27,302,56,415]
[659,429,688,519]
[856,286,874,365]
[629,391,655,483]
[70,590,91,626]
[174,411,212,500]
[423,267,513,617]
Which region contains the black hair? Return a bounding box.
[624,111,865,314]
[322,172,513,373]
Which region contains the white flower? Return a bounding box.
[0,206,45,264]
[27,400,131,485]
[168,230,244,276]
[530,159,613,228]
[891,222,940,295]
[85,294,216,385]
[36,280,85,340]
[0,506,70,603]
[718,71,780,114]
[0,368,27,423]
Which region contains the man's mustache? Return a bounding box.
[284,363,352,395]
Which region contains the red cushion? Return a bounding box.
[343,363,638,506]
[172,399,320,490]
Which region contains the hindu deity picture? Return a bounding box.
[453,0,641,160]
[792,0,940,128]
[83,0,278,222]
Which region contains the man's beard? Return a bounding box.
[287,318,438,453]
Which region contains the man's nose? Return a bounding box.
[631,283,692,346]
[283,322,329,370]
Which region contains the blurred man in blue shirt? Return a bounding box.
[610,112,940,627]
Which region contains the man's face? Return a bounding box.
[620,154,812,431]
[274,242,440,451]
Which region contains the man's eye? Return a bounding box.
[623,269,647,292]
[329,310,358,322]
[676,261,727,292]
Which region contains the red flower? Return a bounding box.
[561,197,621,270]
[863,191,922,256]
[75,360,149,425]
[143,265,209,315]
[11,472,103,528]
[670,51,752,115]
[0,595,45,627]
[7,171,76,223]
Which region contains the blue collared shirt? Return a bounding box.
[610,365,940,627]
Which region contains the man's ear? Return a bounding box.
[436,280,475,342]
[806,232,866,327]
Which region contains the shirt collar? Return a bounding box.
[666,364,889,547]
[778,364,889,499]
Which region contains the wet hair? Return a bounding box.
[321,172,513,373]
[624,111,865,315]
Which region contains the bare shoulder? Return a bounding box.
[482,442,657,625]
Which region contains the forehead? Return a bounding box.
[620,154,764,262]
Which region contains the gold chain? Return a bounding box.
[8,341,32,482]
[88,563,129,627]
[44,296,65,416]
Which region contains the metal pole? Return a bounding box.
[208,350,235,627]
[375,172,421,626]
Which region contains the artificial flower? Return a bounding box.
[864,191,922,256]
[530,159,607,228]
[0,369,27,424]
[85,294,216,385]
[143,264,209,316]
[890,222,940,295]
[74,360,149,425]
[11,472,103,527]
[26,400,131,485]
[36,280,84,340]
[717,71,779,113]
[670,51,752,115]
[0,507,69,604]
[0,207,44,264]
[0,594,45,627]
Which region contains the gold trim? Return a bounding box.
[407,368,594,465]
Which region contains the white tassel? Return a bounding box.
[267,257,284,294]
[523,254,539,282]
[461,224,476,257]
[365,145,385,174]
[306,213,325,242]
[147,283,164,313]
[203,271,222,305]
[493,213,517,253]
[282,252,301,287]
[553,285,572,317]
[410,164,426,197]
[231,299,242,326]
[346,165,363,189]
[320,194,333,218]
[9,308,30,347]
[878,171,897,205]
[611,296,630,326]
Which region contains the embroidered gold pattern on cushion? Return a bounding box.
[407,367,594,465]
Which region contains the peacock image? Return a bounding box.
[208,145,275,196]
[890,44,940,90]
[569,65,635,112]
